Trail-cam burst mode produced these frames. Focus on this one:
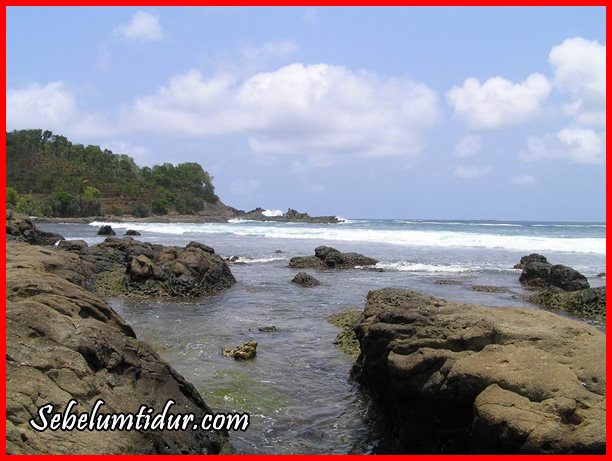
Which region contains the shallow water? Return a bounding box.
[37,219,605,453]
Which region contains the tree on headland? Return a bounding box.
[6,129,218,217]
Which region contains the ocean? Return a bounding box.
[37,218,606,453]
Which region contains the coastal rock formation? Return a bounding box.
[518,255,589,292]
[124,229,141,236]
[97,225,116,236]
[53,236,234,298]
[222,341,258,360]
[289,246,378,269]
[291,272,321,287]
[239,207,340,224]
[124,245,236,297]
[6,243,232,454]
[513,253,548,269]
[353,288,605,454]
[6,210,64,246]
[549,264,590,291]
[530,286,606,322]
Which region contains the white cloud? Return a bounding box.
[446,74,551,129]
[102,140,150,160]
[453,165,492,179]
[124,63,440,158]
[453,134,480,158]
[6,81,111,137]
[113,11,162,42]
[549,37,605,128]
[520,128,605,165]
[511,174,536,185]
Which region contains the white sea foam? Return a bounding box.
[234,256,287,264]
[262,209,283,217]
[228,218,260,223]
[375,262,472,273]
[89,221,605,254]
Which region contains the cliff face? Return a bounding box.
[353,288,606,454]
[6,243,233,454]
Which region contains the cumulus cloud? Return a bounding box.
[520,128,605,165]
[453,165,492,179]
[6,81,112,137]
[549,37,605,128]
[511,174,536,185]
[123,63,441,158]
[113,11,162,42]
[453,134,480,158]
[446,74,551,129]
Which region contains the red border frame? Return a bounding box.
[1,3,608,459]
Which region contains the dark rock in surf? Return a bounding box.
[124,229,141,236]
[291,272,321,287]
[97,225,116,236]
[289,246,378,270]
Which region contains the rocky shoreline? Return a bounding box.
[6,211,238,454]
[6,212,607,454]
[31,204,341,225]
[352,288,606,453]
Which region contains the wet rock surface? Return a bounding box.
[353,288,605,454]
[6,242,233,454]
[6,210,65,246]
[222,341,258,360]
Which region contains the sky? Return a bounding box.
[6,6,606,221]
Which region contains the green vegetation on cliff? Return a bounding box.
[6,129,218,217]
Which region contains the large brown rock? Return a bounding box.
[353,288,605,454]
[6,242,233,454]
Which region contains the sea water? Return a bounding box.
[37,218,606,453]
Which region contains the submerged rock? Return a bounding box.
[124,229,141,236]
[289,246,378,270]
[434,279,464,285]
[353,288,605,454]
[258,325,277,333]
[6,243,232,454]
[291,272,321,287]
[97,225,116,236]
[472,285,511,293]
[222,341,258,360]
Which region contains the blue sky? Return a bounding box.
[6,7,606,221]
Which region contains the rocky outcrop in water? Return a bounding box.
[125,229,141,236]
[6,242,233,454]
[291,272,321,287]
[518,255,589,291]
[289,246,378,269]
[513,253,548,270]
[516,254,600,320]
[353,288,605,454]
[125,245,235,297]
[97,225,115,236]
[6,210,65,246]
[222,341,258,360]
[239,207,340,224]
[54,236,235,298]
